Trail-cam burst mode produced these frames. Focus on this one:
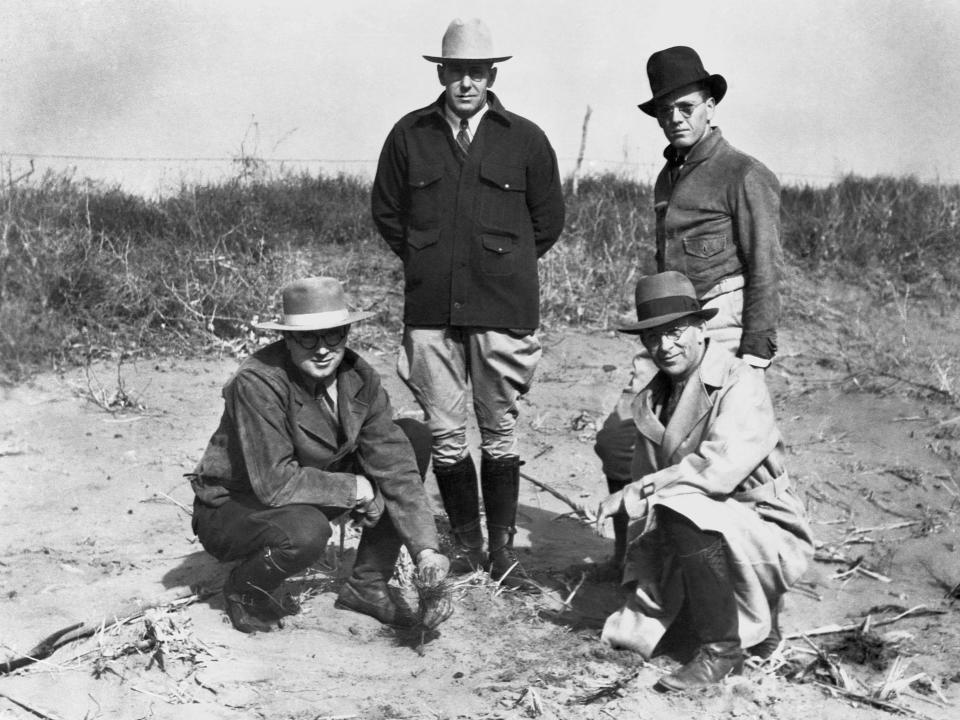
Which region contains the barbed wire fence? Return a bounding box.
[1,150,954,197]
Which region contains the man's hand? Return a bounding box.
[416,549,450,587]
[350,474,383,528]
[595,490,625,536]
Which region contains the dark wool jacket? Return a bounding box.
[191,342,439,558]
[371,92,565,330]
[654,128,783,360]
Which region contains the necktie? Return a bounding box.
[662,380,685,425]
[319,385,336,418]
[456,118,471,157]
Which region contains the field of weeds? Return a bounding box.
[2,168,959,390]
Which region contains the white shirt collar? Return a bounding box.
[443,102,488,137]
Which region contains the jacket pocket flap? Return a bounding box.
[408,163,443,189]
[682,234,727,258]
[408,227,440,249]
[480,161,526,191]
[481,233,517,254]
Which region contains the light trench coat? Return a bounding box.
[601,341,813,655]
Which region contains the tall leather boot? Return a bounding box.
[656,511,744,692]
[434,455,485,573]
[335,512,416,627]
[481,454,537,592]
[224,546,291,633]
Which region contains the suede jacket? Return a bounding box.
[654,128,783,360]
[190,342,439,558]
[371,92,565,330]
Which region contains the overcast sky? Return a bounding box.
[1,0,957,196]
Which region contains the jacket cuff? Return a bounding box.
[741,354,772,369]
[738,332,777,361]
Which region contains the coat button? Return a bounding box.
[454,302,462,309]
[504,183,510,188]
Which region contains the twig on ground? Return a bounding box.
[140,491,193,517]
[863,493,919,520]
[0,690,64,720]
[786,605,946,639]
[812,681,936,719]
[572,670,641,704]
[520,471,595,524]
[830,557,892,583]
[562,572,587,608]
[0,586,212,674]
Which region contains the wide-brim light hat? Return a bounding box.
[423,18,511,64]
[255,277,375,332]
[638,46,727,117]
[618,271,718,334]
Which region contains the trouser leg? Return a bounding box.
[193,497,332,632]
[656,507,744,691]
[607,477,630,568]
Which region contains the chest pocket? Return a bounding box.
[479,161,526,192]
[479,161,527,232]
[682,234,727,258]
[407,162,443,229]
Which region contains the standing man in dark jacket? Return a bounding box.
[191,277,449,633]
[371,18,565,589]
[595,46,784,577]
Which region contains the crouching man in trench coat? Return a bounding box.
[189,277,449,633]
[595,271,812,692]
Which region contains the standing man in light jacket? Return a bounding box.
[595,46,784,577]
[596,272,812,692]
[372,18,565,590]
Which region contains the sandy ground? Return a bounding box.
[1,316,959,720]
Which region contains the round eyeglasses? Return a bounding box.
[286,325,350,350]
[640,322,692,347]
[655,99,706,122]
[442,63,492,82]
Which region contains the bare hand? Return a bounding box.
[595,490,624,536]
[355,474,375,504]
[416,549,450,586]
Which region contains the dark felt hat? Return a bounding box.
[638,46,727,117]
[618,271,718,334]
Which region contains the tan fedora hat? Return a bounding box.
[423,18,511,64]
[618,271,718,334]
[255,277,375,332]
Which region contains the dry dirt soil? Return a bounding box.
[2,286,959,720]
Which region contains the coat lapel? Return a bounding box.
[661,376,713,461]
[292,383,340,451]
[652,341,729,462]
[633,375,668,448]
[337,363,369,446]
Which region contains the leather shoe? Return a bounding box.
[448,543,486,575]
[656,641,745,692]
[335,580,417,628]
[487,547,539,593]
[223,571,280,634]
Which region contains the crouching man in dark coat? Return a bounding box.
[190,277,449,633]
[596,272,812,691]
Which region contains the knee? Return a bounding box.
[269,506,332,571]
[395,417,432,479]
[594,417,636,482]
